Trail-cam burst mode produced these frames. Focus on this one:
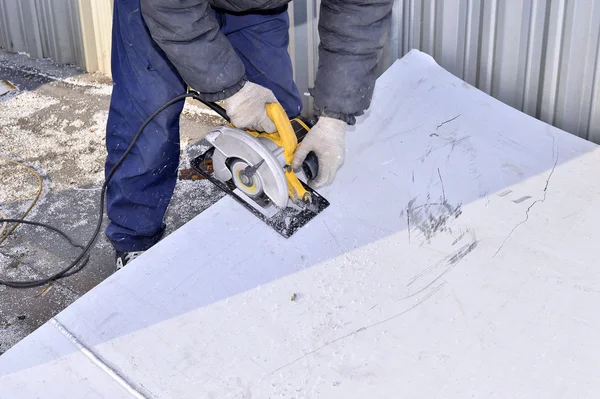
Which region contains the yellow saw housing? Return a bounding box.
[190,98,330,238]
[238,103,310,203]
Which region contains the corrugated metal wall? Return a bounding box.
[407,0,600,143]
[0,0,112,73]
[291,0,600,143]
[1,0,599,143]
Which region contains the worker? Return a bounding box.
[106,0,393,270]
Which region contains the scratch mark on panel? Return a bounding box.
[421,136,470,162]
[405,239,479,299]
[512,196,532,204]
[406,199,462,243]
[407,208,411,244]
[438,168,446,202]
[494,148,559,258]
[436,114,461,130]
[572,317,590,325]
[266,284,444,376]
[451,230,467,245]
[323,221,342,251]
[450,288,467,326]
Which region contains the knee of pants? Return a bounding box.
[111,0,186,115]
[106,98,183,169]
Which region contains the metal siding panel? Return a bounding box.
[576,0,600,139]
[514,1,532,111]
[522,0,547,117]
[37,0,59,62]
[67,0,85,68]
[462,0,481,86]
[554,0,581,136]
[492,1,523,109]
[41,0,82,65]
[376,0,600,142]
[0,0,43,57]
[35,0,50,57]
[438,0,463,77]
[454,0,469,79]
[0,1,10,50]
[1,0,599,142]
[420,0,436,56]
[76,0,100,72]
[478,0,498,95]
[388,0,404,62]
[22,0,44,58]
[91,0,113,75]
[539,0,566,126]
[410,0,422,51]
[0,0,109,73]
[555,0,600,139]
[402,0,412,53]
[589,30,600,143]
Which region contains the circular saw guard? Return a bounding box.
[206,126,289,210]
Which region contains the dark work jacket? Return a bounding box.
[140,0,393,124]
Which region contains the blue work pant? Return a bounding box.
[105,0,302,252]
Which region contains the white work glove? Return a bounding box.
[222,82,277,133]
[292,116,347,188]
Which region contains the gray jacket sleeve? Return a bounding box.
[313,0,394,125]
[140,0,246,101]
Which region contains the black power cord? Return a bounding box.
[0,93,224,288]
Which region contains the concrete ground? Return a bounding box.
[0,50,224,354]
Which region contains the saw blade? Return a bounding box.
[229,159,265,199]
[190,151,329,238]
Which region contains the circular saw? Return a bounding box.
[190,102,329,238]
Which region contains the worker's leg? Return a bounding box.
[216,6,303,118]
[105,0,186,252]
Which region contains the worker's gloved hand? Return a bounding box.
[292,116,347,188]
[222,82,278,133]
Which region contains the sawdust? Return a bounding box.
[163,141,223,232]
[0,53,225,354]
[182,101,220,118]
[85,84,113,97]
[0,88,108,198]
[0,252,13,270]
[0,159,42,205]
[182,100,224,130]
[0,316,28,355]
[0,90,59,119]
[70,120,84,128]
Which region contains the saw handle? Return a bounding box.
[302,152,319,181]
[264,103,298,165]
